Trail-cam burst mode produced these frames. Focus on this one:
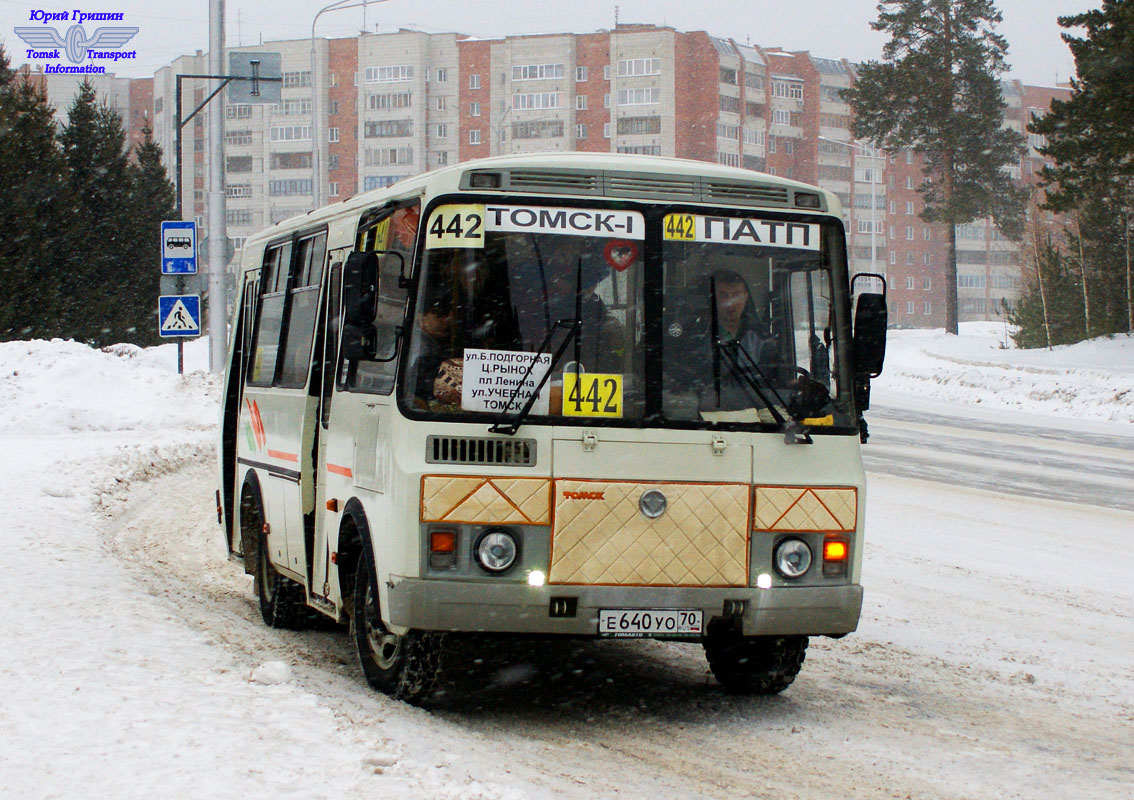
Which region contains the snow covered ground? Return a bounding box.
[0,328,1130,798]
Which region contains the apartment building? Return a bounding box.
[19,23,1069,326]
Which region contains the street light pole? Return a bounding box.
[818,136,880,275]
[311,0,387,209]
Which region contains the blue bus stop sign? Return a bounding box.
[161,220,197,274]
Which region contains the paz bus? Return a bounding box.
[217,153,887,703]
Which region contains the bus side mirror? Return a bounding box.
[343,251,379,326]
[852,292,887,378]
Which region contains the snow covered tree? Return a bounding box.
[1030,0,1134,334]
[0,46,70,340]
[844,0,1027,334]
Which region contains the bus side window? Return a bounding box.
[348,201,419,394]
[321,263,342,427]
[278,232,327,388]
[248,242,292,386]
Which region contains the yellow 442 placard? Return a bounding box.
[562,373,623,418]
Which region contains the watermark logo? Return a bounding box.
[14,9,138,74]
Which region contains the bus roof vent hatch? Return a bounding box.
[426,435,537,467]
[703,180,791,208]
[504,169,602,196]
[604,172,699,201]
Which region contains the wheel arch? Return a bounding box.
[337,498,374,623]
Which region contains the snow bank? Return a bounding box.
[875,323,1134,424]
[0,337,217,433]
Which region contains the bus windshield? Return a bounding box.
[400,202,855,431]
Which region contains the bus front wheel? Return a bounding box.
[703,632,808,695]
[353,555,443,705]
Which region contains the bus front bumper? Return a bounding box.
[385,576,862,637]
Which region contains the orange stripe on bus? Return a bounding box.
[267,449,299,462]
[326,463,353,477]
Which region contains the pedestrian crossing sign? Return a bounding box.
[158,295,201,338]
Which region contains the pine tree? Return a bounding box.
[0,46,70,340]
[58,81,134,345]
[1030,0,1134,333]
[843,0,1027,334]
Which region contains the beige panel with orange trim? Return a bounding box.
[753,486,857,532]
[549,480,750,587]
[420,476,551,525]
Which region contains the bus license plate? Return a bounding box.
[598,609,703,638]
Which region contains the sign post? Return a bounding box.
[160,220,199,373]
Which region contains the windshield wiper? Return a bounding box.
[708,275,810,445]
[489,318,579,436]
[714,339,812,445]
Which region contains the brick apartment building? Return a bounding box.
[18,23,1069,326]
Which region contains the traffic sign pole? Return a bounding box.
[160,220,200,374]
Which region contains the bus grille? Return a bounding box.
[425,436,537,467]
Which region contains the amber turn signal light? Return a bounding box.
[823,538,848,577]
[430,530,457,553]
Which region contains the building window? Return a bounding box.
[784,139,794,155]
[282,71,312,88]
[511,120,564,139]
[906,277,915,290]
[717,151,740,167]
[365,65,414,83]
[469,74,481,90]
[226,104,252,119]
[720,94,741,113]
[226,184,251,198]
[905,201,914,215]
[906,301,915,314]
[328,154,339,171]
[271,152,312,170]
[576,123,587,140]
[603,122,611,138]
[436,68,448,82]
[906,251,915,265]
[226,155,253,173]
[270,98,313,116]
[225,129,253,146]
[363,175,400,191]
[923,301,932,315]
[469,129,481,145]
[720,66,737,85]
[328,127,339,143]
[513,63,565,81]
[329,182,339,197]
[435,151,449,166]
[367,92,413,110]
[513,92,563,110]
[469,101,481,117]
[363,146,414,166]
[329,72,338,88]
[436,123,448,139]
[771,80,803,99]
[576,66,588,82]
[603,65,611,80]
[226,209,253,226]
[618,58,661,77]
[269,179,313,196]
[328,100,340,116]
[905,226,914,240]
[891,251,897,265]
[603,93,610,108]
[923,227,932,240]
[576,94,588,110]
[923,277,932,290]
[435,96,447,111]
[270,125,312,142]
[772,109,791,126]
[618,87,661,106]
[906,176,915,189]
[363,119,413,138]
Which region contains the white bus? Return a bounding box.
[218,153,887,703]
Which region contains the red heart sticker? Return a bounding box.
[604,240,639,271]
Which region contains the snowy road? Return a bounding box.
[2,336,1131,799]
[866,403,1134,511]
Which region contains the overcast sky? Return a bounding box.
[2,0,1101,84]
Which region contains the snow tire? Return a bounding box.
[704,633,808,695]
[249,505,306,630]
[353,554,443,705]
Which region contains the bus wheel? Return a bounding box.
[353,555,442,705]
[249,508,306,630]
[703,632,808,695]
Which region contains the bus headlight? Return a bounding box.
[774,538,813,579]
[475,529,519,574]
